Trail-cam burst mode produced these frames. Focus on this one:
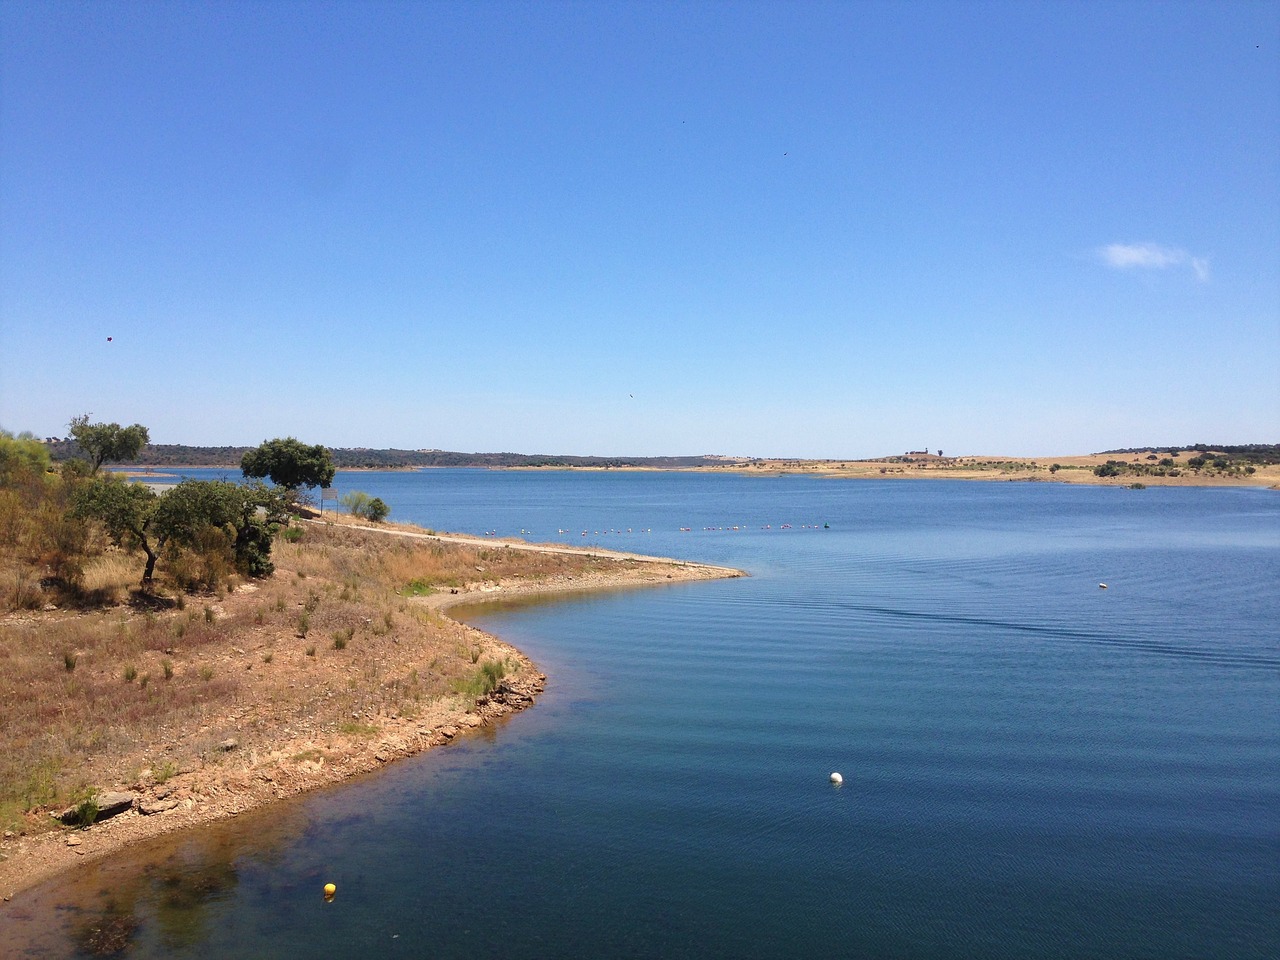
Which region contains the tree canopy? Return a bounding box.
[241,438,336,491]
[68,414,150,474]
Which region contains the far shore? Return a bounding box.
[117,452,1280,489]
[717,452,1280,488]
[0,521,743,901]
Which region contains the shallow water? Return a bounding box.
[6,473,1279,958]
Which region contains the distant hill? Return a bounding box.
[43,441,739,471]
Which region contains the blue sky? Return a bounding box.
[2,0,1277,458]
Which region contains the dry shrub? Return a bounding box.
[1,560,44,611]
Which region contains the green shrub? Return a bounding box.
[340,491,390,523]
[453,659,508,698]
[68,792,100,828]
[480,659,506,690]
[340,491,372,517]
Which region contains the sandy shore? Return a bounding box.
[0,529,743,900]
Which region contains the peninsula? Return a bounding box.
[0,515,742,898]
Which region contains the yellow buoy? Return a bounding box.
[323,883,336,898]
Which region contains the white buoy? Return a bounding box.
[1099,583,1108,589]
[830,772,843,785]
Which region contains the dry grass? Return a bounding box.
[0,520,636,834]
[77,552,138,604]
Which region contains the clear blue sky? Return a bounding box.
[2,0,1277,458]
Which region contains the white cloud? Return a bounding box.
[1098,243,1210,281]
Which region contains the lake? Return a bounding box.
[6,471,1279,958]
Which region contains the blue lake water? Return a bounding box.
[7,471,1279,958]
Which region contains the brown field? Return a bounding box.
[0,515,740,897]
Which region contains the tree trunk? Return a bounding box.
[141,544,158,586]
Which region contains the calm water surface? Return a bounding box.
[6,472,1278,958]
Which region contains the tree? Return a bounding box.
[68,414,149,474]
[73,476,290,587]
[156,479,289,578]
[241,438,335,492]
[72,476,165,584]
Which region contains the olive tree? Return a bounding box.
[68,414,149,474]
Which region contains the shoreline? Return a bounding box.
[0,529,744,901]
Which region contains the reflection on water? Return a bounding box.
[7,792,310,957]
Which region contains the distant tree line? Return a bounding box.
[1099,444,1279,465]
[43,442,731,471]
[1093,449,1265,478]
